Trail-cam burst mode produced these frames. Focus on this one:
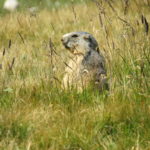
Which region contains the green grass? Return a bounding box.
[0,0,150,149]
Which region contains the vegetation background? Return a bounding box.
[0,0,150,149]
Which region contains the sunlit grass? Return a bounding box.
[0,0,150,149]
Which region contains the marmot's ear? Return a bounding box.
[83,34,93,44]
[83,34,90,40]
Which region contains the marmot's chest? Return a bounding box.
[65,55,84,75]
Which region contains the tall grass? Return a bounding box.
[0,0,150,149]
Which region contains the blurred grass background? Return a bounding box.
[0,0,89,14]
[0,0,150,150]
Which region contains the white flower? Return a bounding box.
[3,0,19,12]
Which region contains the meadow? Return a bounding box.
[0,0,150,149]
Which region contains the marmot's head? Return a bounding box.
[61,32,99,55]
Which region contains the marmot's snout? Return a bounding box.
[61,36,71,50]
[61,38,70,49]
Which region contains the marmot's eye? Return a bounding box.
[72,34,78,38]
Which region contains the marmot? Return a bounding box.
[61,31,108,92]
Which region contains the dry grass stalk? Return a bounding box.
[71,2,77,22]
[8,57,15,70]
[141,15,149,35]
[18,32,25,44]
[2,48,6,56]
[8,39,11,48]
[124,0,129,15]
[0,64,2,69]
[92,0,104,28]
